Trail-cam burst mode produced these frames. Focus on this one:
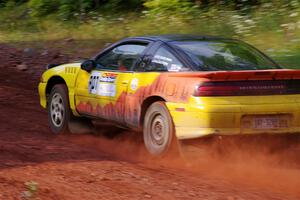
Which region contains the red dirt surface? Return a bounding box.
[0,43,300,200]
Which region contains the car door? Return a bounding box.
[124,45,189,127]
[75,43,149,124]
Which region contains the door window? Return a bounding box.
[95,44,147,71]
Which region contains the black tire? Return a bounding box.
[143,101,178,156]
[47,84,72,134]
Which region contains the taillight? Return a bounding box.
[194,80,300,97]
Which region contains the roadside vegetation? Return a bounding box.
[0,0,299,67]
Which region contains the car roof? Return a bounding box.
[127,34,230,42]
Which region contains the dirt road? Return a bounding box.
[0,44,299,200]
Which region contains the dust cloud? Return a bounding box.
[68,123,300,198]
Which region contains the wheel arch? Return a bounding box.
[140,96,166,127]
[46,76,67,97]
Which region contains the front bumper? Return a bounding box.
[38,82,47,108]
[166,96,300,139]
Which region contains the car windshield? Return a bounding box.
[172,40,280,71]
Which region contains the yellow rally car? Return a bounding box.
[39,35,300,156]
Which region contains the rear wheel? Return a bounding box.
[143,101,178,156]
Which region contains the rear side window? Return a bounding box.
[172,40,280,71]
[95,44,147,71]
[144,47,189,72]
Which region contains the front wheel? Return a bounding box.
[143,101,178,156]
[47,84,72,134]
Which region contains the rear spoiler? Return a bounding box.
[169,70,300,81]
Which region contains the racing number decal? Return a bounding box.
[88,71,117,97]
[88,71,101,94]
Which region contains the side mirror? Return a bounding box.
[81,60,96,72]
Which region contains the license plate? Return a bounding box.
[254,117,288,129]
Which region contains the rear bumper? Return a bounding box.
[166,98,300,139]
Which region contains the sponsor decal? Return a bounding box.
[152,55,182,72]
[169,64,182,72]
[88,71,117,97]
[154,55,172,62]
[130,78,139,91]
[100,72,117,83]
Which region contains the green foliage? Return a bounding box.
[0,0,26,7]
[27,0,142,18]
[28,0,95,18]
[58,0,94,18]
[144,0,196,14]
[28,0,59,17]
[103,0,141,10]
[4,0,16,8]
[1,0,300,68]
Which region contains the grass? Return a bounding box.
[0,4,299,68]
